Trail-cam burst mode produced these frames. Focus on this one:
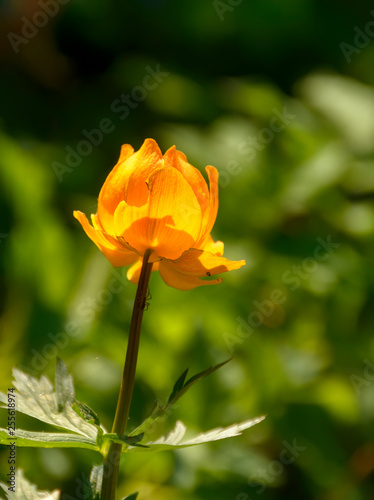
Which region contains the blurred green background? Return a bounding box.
[1,0,374,499]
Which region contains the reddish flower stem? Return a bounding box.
[101,250,153,500]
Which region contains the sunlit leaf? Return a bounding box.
[0,367,104,441]
[0,470,60,500]
[127,415,265,453]
[89,466,103,500]
[0,428,97,451]
[55,358,75,412]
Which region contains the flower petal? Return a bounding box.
[164,146,209,215]
[127,259,159,284]
[205,166,219,234]
[160,270,222,290]
[169,248,245,276]
[159,261,222,290]
[195,165,219,246]
[158,248,245,291]
[124,139,163,207]
[95,144,134,232]
[74,210,137,267]
[97,139,162,233]
[196,234,224,256]
[113,166,202,260]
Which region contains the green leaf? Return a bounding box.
[121,432,148,448]
[129,359,232,438]
[0,469,60,499]
[102,432,149,449]
[0,367,105,441]
[122,494,138,500]
[72,400,101,426]
[89,466,103,500]
[167,358,232,407]
[126,415,265,453]
[75,473,93,500]
[55,358,74,412]
[167,368,189,404]
[0,428,97,451]
[127,399,164,437]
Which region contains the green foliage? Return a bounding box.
[0,428,97,451]
[89,466,103,500]
[1,2,374,498]
[0,470,60,500]
[129,359,232,437]
[0,363,101,443]
[127,417,265,453]
[166,359,232,406]
[0,361,263,454]
[0,361,263,497]
[55,357,75,412]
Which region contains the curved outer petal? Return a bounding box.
[158,248,245,291]
[73,211,138,268]
[164,146,209,216]
[113,167,202,260]
[196,234,224,256]
[91,214,138,255]
[97,139,163,233]
[195,166,219,246]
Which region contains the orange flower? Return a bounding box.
[74,139,245,290]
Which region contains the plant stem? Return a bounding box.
[101,250,153,500]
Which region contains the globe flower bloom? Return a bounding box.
[74,138,245,290]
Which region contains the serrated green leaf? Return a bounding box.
[129,359,232,438]
[102,432,149,449]
[0,368,105,441]
[89,466,103,500]
[0,428,97,450]
[126,415,265,453]
[0,469,60,499]
[73,400,101,426]
[75,473,93,500]
[167,368,188,404]
[127,399,164,436]
[168,358,232,407]
[55,358,74,412]
[125,432,144,444]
